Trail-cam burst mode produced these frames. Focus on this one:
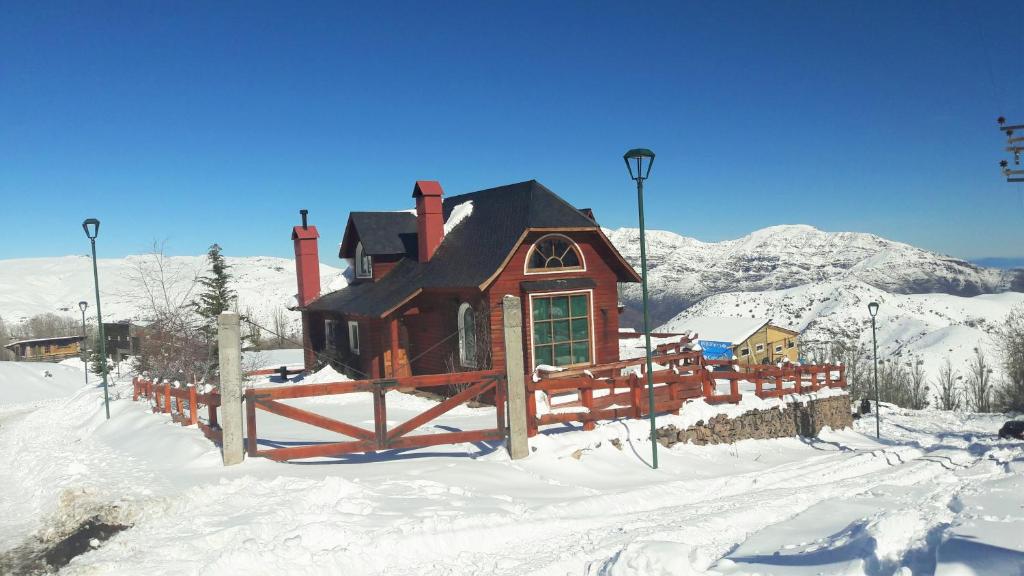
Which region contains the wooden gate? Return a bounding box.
[245,370,506,461]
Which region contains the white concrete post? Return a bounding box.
[218,312,244,466]
[502,295,529,460]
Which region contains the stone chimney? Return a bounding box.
[292,209,321,307]
[413,181,444,262]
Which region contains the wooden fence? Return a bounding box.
[133,377,223,445]
[244,370,507,461]
[527,351,845,438]
[131,351,844,461]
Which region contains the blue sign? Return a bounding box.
[699,340,733,360]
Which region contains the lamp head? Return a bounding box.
[79,301,88,312]
[82,218,100,239]
[868,301,879,318]
[623,148,655,181]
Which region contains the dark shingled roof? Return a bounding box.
[310,180,636,317]
[339,212,418,258]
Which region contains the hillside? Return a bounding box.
[606,224,1023,328]
[0,255,345,332]
[658,278,1024,373]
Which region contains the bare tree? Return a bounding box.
[934,357,961,411]
[905,356,929,410]
[270,307,290,348]
[0,315,12,361]
[995,306,1024,412]
[12,313,79,340]
[123,242,210,383]
[966,347,995,413]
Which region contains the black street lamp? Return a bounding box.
[868,301,880,438]
[82,218,110,420]
[79,300,89,386]
[624,148,659,469]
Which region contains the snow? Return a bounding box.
[444,200,474,235]
[660,279,1024,381]
[0,361,88,406]
[0,255,343,331]
[606,225,1016,324]
[660,316,770,343]
[2,358,1021,575]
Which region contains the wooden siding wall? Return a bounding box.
[485,230,623,373]
[402,289,484,376]
[736,325,800,366]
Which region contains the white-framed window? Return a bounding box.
[530,290,593,369]
[348,321,360,354]
[325,319,340,351]
[755,343,765,352]
[740,347,750,356]
[355,242,372,278]
[458,303,477,368]
[775,345,783,353]
[525,234,585,274]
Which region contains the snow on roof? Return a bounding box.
[670,316,771,344]
[5,335,85,348]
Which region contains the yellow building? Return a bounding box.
[676,317,799,366]
[4,336,85,362]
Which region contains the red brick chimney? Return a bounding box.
[413,181,444,262]
[292,209,321,307]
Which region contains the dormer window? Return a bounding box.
[355,242,372,278]
[526,234,584,273]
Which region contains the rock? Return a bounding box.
[998,420,1024,440]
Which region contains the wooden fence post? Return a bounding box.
[218,312,245,466]
[502,295,529,460]
[188,385,198,426]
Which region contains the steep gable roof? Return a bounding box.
[309,180,640,317]
[339,212,418,258]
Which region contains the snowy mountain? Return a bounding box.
[606,224,1023,328]
[0,255,345,331]
[658,278,1024,373]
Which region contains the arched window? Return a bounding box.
[458,303,477,367]
[355,242,372,278]
[526,234,584,272]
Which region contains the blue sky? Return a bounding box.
[2,1,1023,262]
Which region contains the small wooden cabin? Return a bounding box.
[5,335,85,362]
[677,316,800,366]
[292,180,641,379]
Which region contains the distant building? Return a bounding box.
[4,335,85,362]
[103,322,139,363]
[675,317,799,366]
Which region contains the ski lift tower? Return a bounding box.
[998,117,1024,182]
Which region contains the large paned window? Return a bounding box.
[532,292,591,368]
[526,235,583,272]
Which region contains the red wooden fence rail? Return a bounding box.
[133,377,223,444]
[527,356,846,437]
[244,369,507,462]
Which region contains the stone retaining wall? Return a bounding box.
[655,394,853,447]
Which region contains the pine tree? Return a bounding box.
[194,244,237,341]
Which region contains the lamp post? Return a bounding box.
[82,218,110,420]
[79,300,89,386]
[868,301,880,438]
[624,148,659,469]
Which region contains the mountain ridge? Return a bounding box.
[605,224,1023,328]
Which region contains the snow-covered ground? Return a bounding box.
[0,361,1021,575]
[0,255,344,329]
[659,279,1024,375]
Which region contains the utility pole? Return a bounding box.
[997,117,1024,183]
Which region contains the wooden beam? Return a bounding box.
[254,397,376,441]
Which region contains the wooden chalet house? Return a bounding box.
[291,180,641,380]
